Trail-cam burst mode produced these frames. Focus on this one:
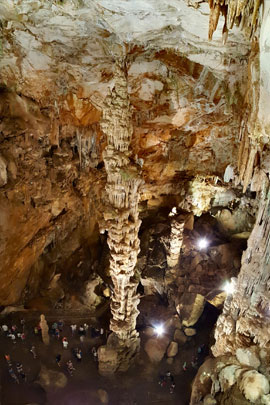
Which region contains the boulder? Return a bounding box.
[239,370,269,402]
[167,341,178,357]
[177,292,205,327]
[174,328,188,346]
[236,347,261,369]
[184,327,196,336]
[144,336,169,363]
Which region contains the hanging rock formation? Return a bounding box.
[98,62,142,374]
[208,0,262,42]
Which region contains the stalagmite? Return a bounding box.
[167,215,186,268]
[98,61,143,374]
[40,314,50,346]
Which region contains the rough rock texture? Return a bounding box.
[0,0,255,309]
[98,64,142,373]
[191,3,270,403]
[212,184,270,357]
[100,64,142,342]
[167,341,178,357]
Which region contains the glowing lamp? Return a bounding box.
[197,238,209,250]
[154,324,165,337]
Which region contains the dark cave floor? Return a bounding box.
[0,303,219,405]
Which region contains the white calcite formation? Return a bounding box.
[98,62,142,373]
[167,214,186,268]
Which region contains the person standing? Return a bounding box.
[66,360,75,376]
[62,337,68,349]
[9,368,19,384]
[70,324,77,336]
[30,345,37,359]
[56,354,61,367]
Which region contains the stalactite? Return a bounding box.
[98,61,143,374]
[208,0,262,42]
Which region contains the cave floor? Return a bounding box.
[0,307,216,405]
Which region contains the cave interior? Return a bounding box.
[0,0,270,404]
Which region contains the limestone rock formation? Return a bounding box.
[98,63,142,372]
[167,341,178,357]
[40,314,50,346]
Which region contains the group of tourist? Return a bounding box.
[158,371,176,394]
[1,317,106,382]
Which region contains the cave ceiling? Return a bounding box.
[0,0,258,305]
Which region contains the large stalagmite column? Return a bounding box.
[98,62,142,374]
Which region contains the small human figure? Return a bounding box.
[30,345,37,359]
[9,333,16,344]
[75,348,82,362]
[70,324,77,336]
[62,337,68,349]
[2,324,8,334]
[198,344,205,354]
[51,322,58,334]
[21,332,26,341]
[83,323,89,333]
[80,334,85,343]
[78,325,84,336]
[55,328,60,340]
[182,361,187,371]
[5,354,11,367]
[100,327,104,336]
[158,375,166,387]
[20,318,25,331]
[66,360,75,376]
[9,368,19,384]
[56,354,61,367]
[11,325,17,333]
[170,382,176,394]
[34,326,39,335]
[91,346,98,362]
[191,356,198,369]
[58,320,64,332]
[16,363,26,382]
